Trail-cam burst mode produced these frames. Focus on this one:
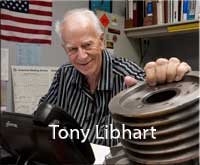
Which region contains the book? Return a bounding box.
[147,0,153,16]
[128,0,133,19]
[170,0,174,23]
[143,0,153,26]
[173,0,179,22]
[168,0,171,23]
[133,1,138,27]
[178,0,182,21]
[195,0,200,19]
[152,0,157,24]
[164,0,169,23]
[183,0,189,21]
[157,0,164,24]
[137,1,144,27]
[187,0,196,20]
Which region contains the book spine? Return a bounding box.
[152,0,157,24]
[168,0,171,23]
[187,0,196,20]
[137,1,144,27]
[133,1,138,27]
[128,0,133,20]
[195,0,200,19]
[147,0,153,16]
[157,0,163,24]
[178,0,182,21]
[143,0,153,26]
[183,0,189,21]
[173,0,179,22]
[170,0,174,23]
[164,0,168,23]
[180,0,184,21]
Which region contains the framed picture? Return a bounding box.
[89,0,112,13]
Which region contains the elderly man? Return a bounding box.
[39,8,191,147]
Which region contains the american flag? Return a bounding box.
[0,0,52,44]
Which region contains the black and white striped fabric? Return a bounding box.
[39,49,145,147]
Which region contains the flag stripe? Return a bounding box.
[1,19,51,30]
[0,25,51,35]
[29,9,52,16]
[1,9,52,21]
[29,0,52,7]
[0,35,51,44]
[1,30,51,39]
[0,13,52,26]
[29,4,52,12]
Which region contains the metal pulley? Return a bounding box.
[109,71,199,165]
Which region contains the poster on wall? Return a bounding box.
[89,0,112,13]
[1,81,7,111]
[1,48,9,111]
[11,65,58,114]
[1,48,9,81]
[16,43,41,66]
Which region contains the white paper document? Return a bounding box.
[11,66,58,114]
[1,48,9,81]
[1,81,7,111]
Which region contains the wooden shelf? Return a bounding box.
[124,20,199,38]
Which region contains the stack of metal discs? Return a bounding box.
[109,71,199,165]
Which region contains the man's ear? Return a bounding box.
[99,33,104,49]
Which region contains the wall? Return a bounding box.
[143,32,199,70]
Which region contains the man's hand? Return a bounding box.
[124,76,138,87]
[144,57,191,86]
[124,57,191,87]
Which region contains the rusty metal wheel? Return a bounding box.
[109,71,199,165]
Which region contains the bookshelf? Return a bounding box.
[124,0,200,38]
[124,20,199,38]
[123,0,199,70]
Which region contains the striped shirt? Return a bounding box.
[39,49,145,147]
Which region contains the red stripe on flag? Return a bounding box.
[0,14,52,26]
[0,25,51,35]
[0,35,51,44]
[29,1,52,7]
[29,9,52,16]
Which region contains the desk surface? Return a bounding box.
[91,143,110,164]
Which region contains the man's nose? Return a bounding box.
[77,47,88,59]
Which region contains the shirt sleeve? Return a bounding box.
[113,56,146,81]
[124,58,146,81]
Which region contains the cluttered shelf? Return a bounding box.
[124,0,200,38]
[124,19,199,38]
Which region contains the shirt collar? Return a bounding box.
[71,49,113,91]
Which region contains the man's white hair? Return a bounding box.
[55,8,103,38]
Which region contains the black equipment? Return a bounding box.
[0,103,95,165]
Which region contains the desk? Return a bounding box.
[91,143,110,164]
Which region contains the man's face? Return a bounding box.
[61,20,104,78]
